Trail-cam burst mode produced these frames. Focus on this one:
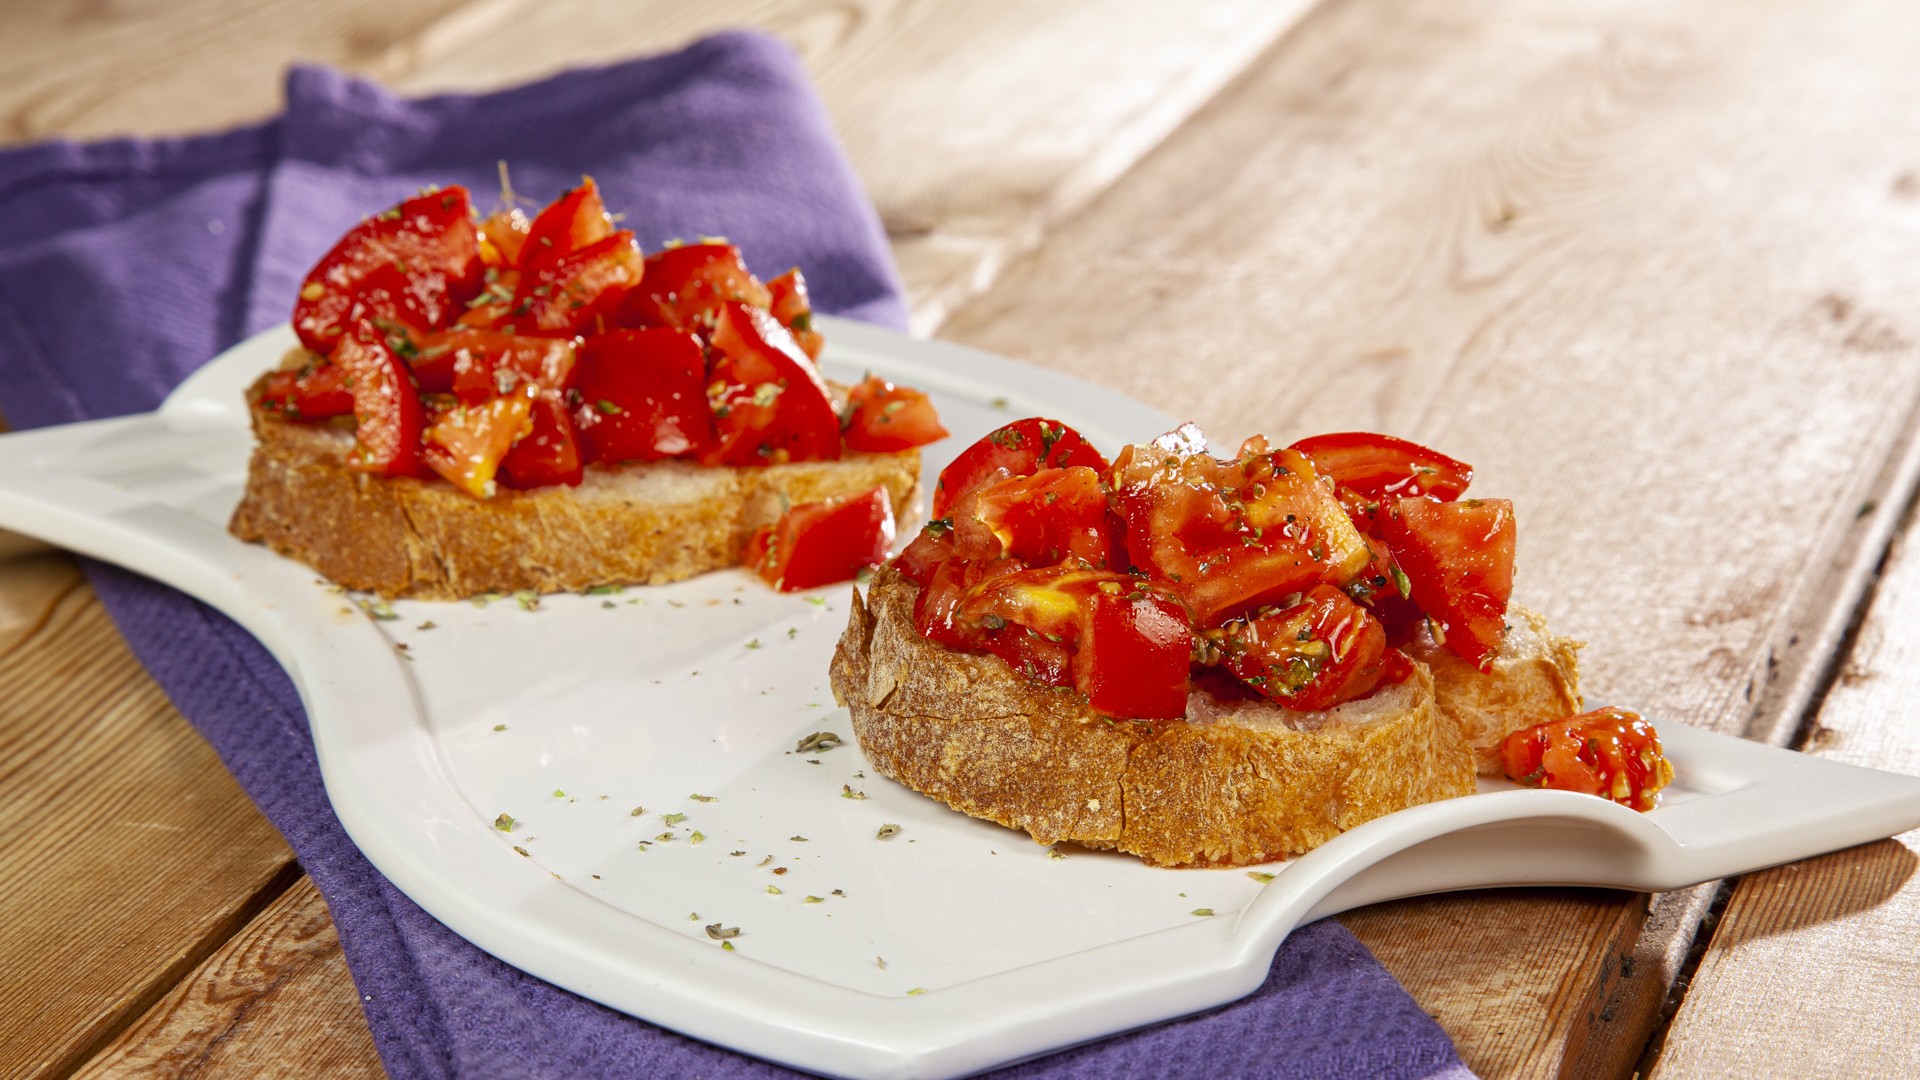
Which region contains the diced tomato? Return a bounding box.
[1074,589,1192,719]
[959,467,1121,569]
[1289,432,1474,507]
[425,330,577,405]
[293,187,482,352]
[1109,431,1370,626]
[1379,496,1515,669]
[703,301,842,466]
[255,360,353,421]
[621,242,773,334]
[422,392,534,498]
[477,207,530,267]
[498,394,584,489]
[1501,707,1675,811]
[744,486,895,592]
[332,321,427,477]
[931,418,1109,518]
[570,328,715,463]
[766,268,823,358]
[842,374,948,452]
[503,231,643,337]
[1345,533,1425,637]
[518,177,614,274]
[1207,585,1403,711]
[454,269,522,331]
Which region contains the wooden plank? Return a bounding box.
[935,0,1920,1071]
[1650,513,1920,1075]
[0,558,297,1080]
[74,876,382,1080]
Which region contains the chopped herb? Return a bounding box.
[989,396,1010,409]
[1047,847,1066,861]
[841,784,868,800]
[745,638,762,650]
[876,824,902,840]
[805,596,827,607]
[654,832,676,842]
[907,988,927,996]
[663,812,687,825]
[721,940,735,951]
[586,584,624,595]
[493,724,507,732]
[689,793,718,803]
[629,805,646,817]
[689,831,706,845]
[803,895,825,904]
[704,923,740,941]
[765,885,783,895]
[795,731,843,753]
[1391,564,1412,600]
[416,620,438,631]
[790,835,809,842]
[513,846,530,857]
[355,596,399,621]
[493,813,516,832]
[924,517,953,538]
[514,590,541,611]
[1247,871,1277,884]
[875,956,887,970]
[1191,908,1216,917]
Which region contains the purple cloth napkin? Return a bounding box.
[0,33,1470,1080]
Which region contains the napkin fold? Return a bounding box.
[0,32,1470,1080]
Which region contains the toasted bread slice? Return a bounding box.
[1404,606,1583,775]
[229,404,920,600]
[831,567,1480,868]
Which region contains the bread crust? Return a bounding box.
[831,567,1479,868]
[229,398,920,600]
[1405,606,1584,774]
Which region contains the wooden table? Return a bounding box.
[6,1,1920,1075]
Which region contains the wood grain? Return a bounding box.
[937,0,1920,1072]
[73,877,382,1080]
[0,557,296,1080]
[1650,515,1920,1076]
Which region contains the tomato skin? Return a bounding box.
[621,242,773,333]
[1501,707,1674,811]
[293,187,482,353]
[1109,437,1370,627]
[932,418,1109,518]
[703,301,842,466]
[570,329,715,463]
[842,375,949,452]
[766,268,824,358]
[497,394,584,489]
[422,392,534,498]
[1379,496,1515,669]
[1074,589,1192,719]
[477,207,530,267]
[504,231,643,337]
[333,322,427,477]
[745,486,895,591]
[518,178,613,274]
[255,360,353,421]
[1207,584,1402,711]
[431,330,576,406]
[1290,432,1474,505]
[962,466,1122,569]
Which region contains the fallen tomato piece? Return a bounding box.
[745,486,895,591]
[1501,707,1674,811]
[333,322,427,477]
[842,374,948,453]
[932,418,1109,518]
[293,187,482,352]
[1379,496,1515,669]
[571,329,716,463]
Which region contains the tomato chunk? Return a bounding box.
[766,268,824,358]
[504,231,643,337]
[255,360,353,421]
[477,207,530,267]
[518,177,614,274]
[958,466,1121,569]
[293,187,482,352]
[842,375,949,452]
[423,392,533,498]
[498,394,584,490]
[1379,496,1515,669]
[932,418,1109,518]
[428,330,576,406]
[1290,432,1474,505]
[1205,585,1404,711]
[333,322,427,477]
[1501,707,1674,811]
[571,329,715,463]
[1109,428,1370,626]
[744,487,895,591]
[621,242,772,333]
[1074,589,1192,719]
[703,301,842,466]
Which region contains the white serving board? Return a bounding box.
[3,316,1918,1080]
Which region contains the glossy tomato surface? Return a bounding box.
[1501,706,1674,811]
[571,329,715,463]
[931,418,1109,518]
[1074,589,1192,719]
[498,394,584,489]
[745,486,895,592]
[333,322,427,477]
[518,178,614,274]
[293,187,482,353]
[765,268,823,358]
[255,361,352,421]
[960,467,1121,569]
[703,301,841,466]
[842,375,949,453]
[1290,432,1473,504]
[622,242,773,333]
[1208,584,1403,711]
[422,393,532,497]
[504,231,643,337]
[1380,496,1515,669]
